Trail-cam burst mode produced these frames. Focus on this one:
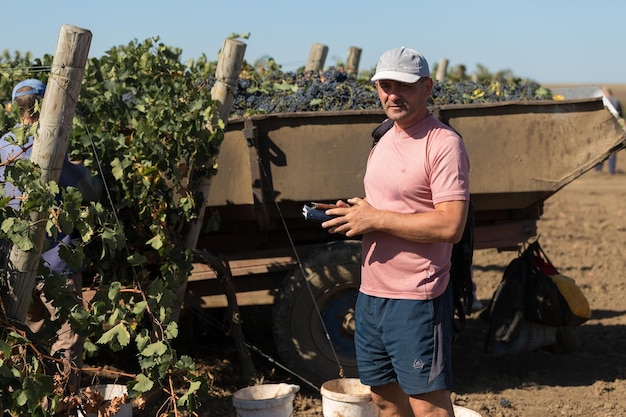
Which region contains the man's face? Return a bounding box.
[375,78,433,127]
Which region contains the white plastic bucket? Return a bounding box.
[232,383,299,417]
[320,378,379,417]
[453,405,482,417]
[78,384,132,417]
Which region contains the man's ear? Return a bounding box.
[423,77,434,95]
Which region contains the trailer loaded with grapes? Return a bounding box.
[184,73,626,386]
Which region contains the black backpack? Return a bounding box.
[371,119,475,333]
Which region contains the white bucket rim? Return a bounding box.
[321,378,372,403]
[232,383,299,410]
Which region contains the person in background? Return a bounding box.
[0,79,102,395]
[323,47,470,417]
[596,87,623,175]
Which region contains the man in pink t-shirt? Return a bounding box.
[324,47,470,417]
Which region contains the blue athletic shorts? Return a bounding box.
[354,283,453,395]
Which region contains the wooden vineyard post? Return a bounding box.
[3,24,91,322]
[436,58,449,82]
[182,38,246,253]
[210,38,247,126]
[305,43,328,72]
[345,46,362,75]
[172,38,246,323]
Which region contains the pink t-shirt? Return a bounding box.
[360,115,470,300]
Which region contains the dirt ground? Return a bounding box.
[546,83,626,107]
[131,153,626,417]
[451,160,626,417]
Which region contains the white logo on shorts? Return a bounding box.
[413,359,424,370]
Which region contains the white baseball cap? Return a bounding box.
[371,47,430,83]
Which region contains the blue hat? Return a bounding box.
[12,79,46,101]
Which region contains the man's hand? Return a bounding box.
[322,197,375,237]
[323,198,469,243]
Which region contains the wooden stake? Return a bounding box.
[345,46,362,75]
[210,39,247,127]
[436,58,449,82]
[305,43,328,72]
[4,24,91,322]
[173,38,246,323]
[182,38,246,252]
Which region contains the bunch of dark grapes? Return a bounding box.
[204,67,552,118]
[225,68,381,116]
[430,80,551,105]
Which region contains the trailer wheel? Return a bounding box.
[273,240,361,387]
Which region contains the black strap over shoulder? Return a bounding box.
[371,118,394,147]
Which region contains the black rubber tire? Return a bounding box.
[272,240,361,387]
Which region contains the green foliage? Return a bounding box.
[74,38,222,289]
[0,329,56,416]
[431,60,541,85]
[0,37,223,415]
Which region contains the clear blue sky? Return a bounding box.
[3,0,624,85]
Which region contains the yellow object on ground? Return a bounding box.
[551,274,591,323]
